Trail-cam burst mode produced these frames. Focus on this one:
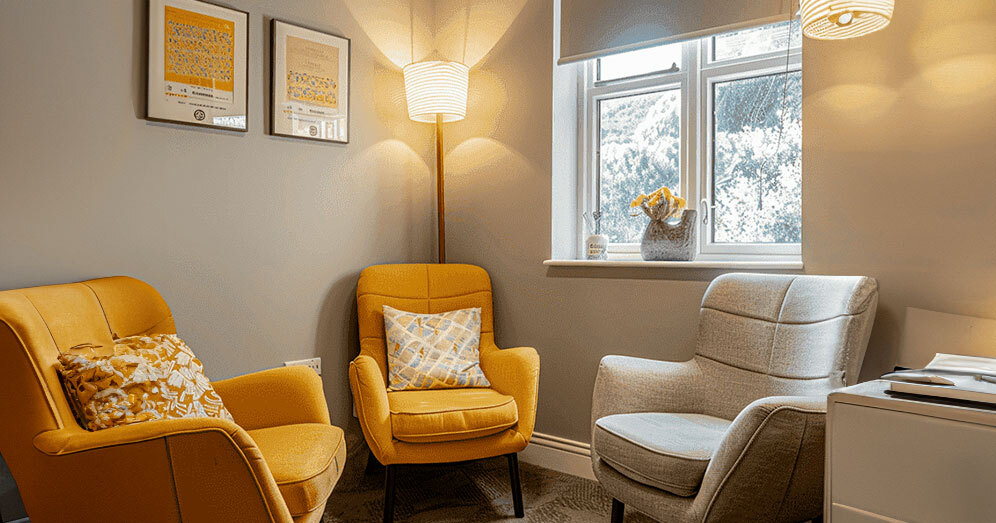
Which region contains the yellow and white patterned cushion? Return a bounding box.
[383,305,490,391]
[58,334,234,431]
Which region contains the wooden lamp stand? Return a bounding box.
[435,114,446,263]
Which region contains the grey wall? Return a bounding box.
[441,0,996,443]
[0,0,437,434]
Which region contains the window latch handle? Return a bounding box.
[700,199,710,225]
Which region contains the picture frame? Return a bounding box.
[270,19,351,144]
[147,0,249,131]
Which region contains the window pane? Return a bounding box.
[712,20,801,62]
[712,71,801,244]
[598,89,681,243]
[598,43,682,82]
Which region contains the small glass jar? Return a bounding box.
[585,234,609,260]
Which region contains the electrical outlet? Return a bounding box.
[284,357,321,376]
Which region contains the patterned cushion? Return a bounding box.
[383,305,490,391]
[57,334,234,430]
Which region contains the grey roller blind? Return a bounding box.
[558,0,793,64]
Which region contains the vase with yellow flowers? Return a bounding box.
[630,186,697,261]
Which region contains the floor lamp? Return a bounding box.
[402,60,470,264]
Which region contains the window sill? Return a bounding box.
[543,259,803,270]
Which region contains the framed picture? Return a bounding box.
[147,0,248,131]
[270,20,350,144]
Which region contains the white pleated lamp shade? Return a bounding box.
[402,61,469,123]
[801,0,894,40]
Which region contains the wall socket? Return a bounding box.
[284,357,321,376]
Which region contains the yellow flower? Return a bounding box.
[632,186,682,214]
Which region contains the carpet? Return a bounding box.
[324,431,655,522]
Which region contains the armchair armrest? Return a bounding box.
[348,354,394,462]
[34,416,246,456]
[695,395,827,522]
[34,417,294,523]
[591,355,706,429]
[480,346,540,441]
[213,365,330,430]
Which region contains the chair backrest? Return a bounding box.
[356,264,495,384]
[694,273,878,419]
[0,276,175,510]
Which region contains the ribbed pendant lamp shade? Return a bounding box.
[801,0,894,40]
[403,61,469,123]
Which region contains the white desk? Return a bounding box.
[826,380,996,522]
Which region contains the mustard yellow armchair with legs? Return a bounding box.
[0,277,345,523]
[349,263,540,522]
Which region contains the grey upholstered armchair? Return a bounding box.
[591,273,879,523]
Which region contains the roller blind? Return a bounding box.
[558,0,793,64]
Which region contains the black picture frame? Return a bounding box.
[269,19,351,144]
[146,0,250,132]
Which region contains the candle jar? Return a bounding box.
[585,234,609,260]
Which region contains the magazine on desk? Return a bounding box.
[882,353,996,406]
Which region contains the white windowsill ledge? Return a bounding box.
[543,259,804,270]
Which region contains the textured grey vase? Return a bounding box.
[640,210,697,261]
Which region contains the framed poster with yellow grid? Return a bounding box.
[271,20,350,144]
[147,0,248,131]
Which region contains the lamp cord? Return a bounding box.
[462,4,470,64]
[756,1,798,213]
[409,0,415,63]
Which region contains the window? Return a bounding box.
[580,20,802,261]
[711,20,802,63]
[598,42,682,82]
[598,88,681,243]
[712,71,802,245]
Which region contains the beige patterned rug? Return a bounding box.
[324,429,655,522]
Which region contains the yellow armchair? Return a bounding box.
[0,277,345,523]
[349,263,540,522]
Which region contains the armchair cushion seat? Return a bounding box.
[246,423,346,518]
[593,412,731,497]
[388,388,518,443]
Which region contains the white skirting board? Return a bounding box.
[519,432,596,481]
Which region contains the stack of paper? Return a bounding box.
[885,353,996,406]
[924,353,996,375]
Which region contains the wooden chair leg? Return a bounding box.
[611,498,624,523]
[383,465,396,523]
[506,453,525,518]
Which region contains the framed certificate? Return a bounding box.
[270,20,350,144]
[147,0,248,131]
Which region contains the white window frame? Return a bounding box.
[577,26,802,262]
